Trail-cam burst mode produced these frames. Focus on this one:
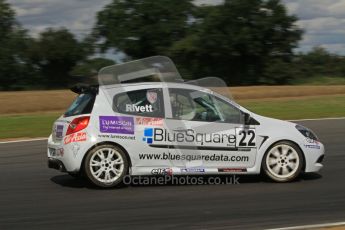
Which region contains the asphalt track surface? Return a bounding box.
[0,119,344,230]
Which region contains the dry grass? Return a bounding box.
[1,85,345,115]
[230,85,345,99]
[0,90,75,114]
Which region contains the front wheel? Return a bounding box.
[84,145,128,188]
[262,141,304,182]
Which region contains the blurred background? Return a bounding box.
[0,0,344,139]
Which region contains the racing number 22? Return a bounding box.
[236,129,256,147]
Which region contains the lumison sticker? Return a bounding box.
[99,116,134,134]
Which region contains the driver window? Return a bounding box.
[169,88,221,122]
[169,88,242,123]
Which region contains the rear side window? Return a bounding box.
[113,88,164,118]
[64,93,96,117]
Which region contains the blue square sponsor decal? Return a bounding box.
[144,128,153,137]
[143,128,153,144]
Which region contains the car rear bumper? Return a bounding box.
[47,135,82,173]
[48,158,67,172]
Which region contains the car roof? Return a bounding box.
[100,81,210,92]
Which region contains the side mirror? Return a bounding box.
[243,112,251,125]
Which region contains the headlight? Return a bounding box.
[295,124,319,141]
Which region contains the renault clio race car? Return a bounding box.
[47,56,325,188]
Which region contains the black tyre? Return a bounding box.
[84,144,128,188]
[262,141,304,182]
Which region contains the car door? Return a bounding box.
[164,88,257,173]
[112,87,169,170]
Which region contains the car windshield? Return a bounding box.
[64,93,95,117]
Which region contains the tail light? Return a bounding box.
[66,116,90,135]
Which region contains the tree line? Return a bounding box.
[0,0,345,90]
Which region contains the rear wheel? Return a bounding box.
[84,145,128,188]
[262,141,304,182]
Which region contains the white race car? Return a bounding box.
[47,56,324,187]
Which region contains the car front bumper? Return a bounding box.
[303,142,325,173]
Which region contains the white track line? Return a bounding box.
[0,117,344,144]
[290,117,345,121]
[268,221,345,230]
[0,137,48,144]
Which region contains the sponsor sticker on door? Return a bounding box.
[136,117,163,126]
[99,116,134,134]
[151,168,172,175]
[180,168,205,173]
[218,168,247,173]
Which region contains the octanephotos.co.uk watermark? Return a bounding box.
[123,175,240,186]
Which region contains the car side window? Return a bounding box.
[169,88,242,123]
[213,96,242,124]
[169,88,221,122]
[113,88,164,118]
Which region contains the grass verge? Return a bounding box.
[0,113,61,139]
[1,94,344,140]
[240,94,345,120]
